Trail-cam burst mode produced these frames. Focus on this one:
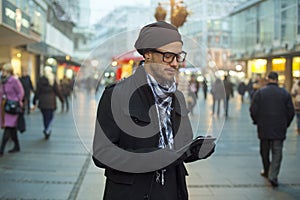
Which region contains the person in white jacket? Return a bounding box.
[291,79,300,134]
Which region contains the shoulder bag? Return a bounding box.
[2,84,22,115]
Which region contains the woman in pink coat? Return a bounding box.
[0,63,24,156]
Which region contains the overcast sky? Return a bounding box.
[89,0,151,25]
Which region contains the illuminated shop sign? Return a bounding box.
[2,0,30,34]
[249,59,267,74]
[272,58,286,71]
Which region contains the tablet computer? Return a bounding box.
[177,136,216,153]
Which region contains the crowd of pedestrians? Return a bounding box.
[0,63,74,156]
[210,75,234,117]
[0,60,299,191]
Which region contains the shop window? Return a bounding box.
[249,59,267,74]
[272,58,286,71]
[292,57,300,77]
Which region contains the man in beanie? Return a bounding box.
[250,71,294,187]
[92,21,215,200]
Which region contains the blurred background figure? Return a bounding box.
[250,77,267,101]
[176,73,194,114]
[188,74,199,114]
[32,66,63,140]
[59,76,71,112]
[211,78,225,116]
[19,69,34,115]
[291,78,300,134]
[223,75,234,117]
[202,77,208,100]
[237,81,247,103]
[189,74,199,98]
[0,63,24,156]
[246,79,254,101]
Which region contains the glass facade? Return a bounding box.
[259,0,274,46]
[28,0,46,38]
[231,0,299,55]
[230,0,300,89]
[6,0,46,38]
[281,0,297,42]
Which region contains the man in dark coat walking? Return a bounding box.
[19,70,34,114]
[250,71,294,187]
[92,21,215,200]
[223,75,234,117]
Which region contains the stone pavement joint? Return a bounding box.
[0,91,299,200]
[2,178,74,185]
[1,199,65,200]
[188,183,300,188]
[67,155,91,200]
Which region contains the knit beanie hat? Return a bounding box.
[134,21,182,56]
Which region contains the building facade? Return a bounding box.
[0,0,79,86]
[230,0,300,90]
[81,5,154,84]
[175,0,247,84]
[0,0,44,85]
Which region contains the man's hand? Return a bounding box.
[191,137,215,159]
[185,136,216,161]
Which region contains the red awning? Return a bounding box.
[112,49,144,63]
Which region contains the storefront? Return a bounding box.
[0,0,41,86]
[55,56,80,81]
[292,56,300,77]
[246,56,294,88]
[271,57,286,86]
[247,59,267,78]
[112,49,143,81]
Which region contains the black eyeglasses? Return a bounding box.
[151,49,187,64]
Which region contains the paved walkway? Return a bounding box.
[0,89,299,200]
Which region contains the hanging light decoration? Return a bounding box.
[154,1,189,28]
[154,3,167,21]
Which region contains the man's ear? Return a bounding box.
[144,52,152,61]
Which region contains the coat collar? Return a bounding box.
[128,66,188,122]
[267,82,278,86]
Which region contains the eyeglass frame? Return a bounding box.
[150,49,187,64]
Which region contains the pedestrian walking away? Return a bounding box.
[250,71,295,187]
[92,21,216,200]
[223,75,234,117]
[237,81,246,103]
[211,78,225,116]
[187,74,199,114]
[19,69,34,114]
[202,77,208,100]
[32,66,64,140]
[0,63,24,156]
[59,76,71,112]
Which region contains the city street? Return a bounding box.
[0,89,300,200]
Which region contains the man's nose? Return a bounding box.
[169,57,179,69]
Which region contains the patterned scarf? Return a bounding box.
[147,74,176,149]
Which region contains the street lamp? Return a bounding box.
[154,0,189,28]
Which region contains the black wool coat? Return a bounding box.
[250,83,295,140]
[93,66,198,200]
